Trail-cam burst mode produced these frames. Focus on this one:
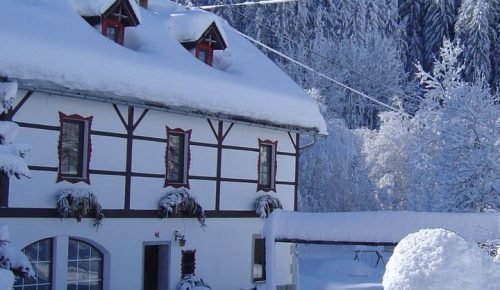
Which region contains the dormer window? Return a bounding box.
[102,19,124,44]
[195,42,213,65]
[79,0,140,46]
[179,22,227,67]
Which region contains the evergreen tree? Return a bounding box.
[455,0,492,83]
[399,0,427,79]
[423,0,459,70]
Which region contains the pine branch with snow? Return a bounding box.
[0,82,17,113]
[56,189,104,228]
[158,188,206,228]
[254,194,282,218]
[0,225,35,286]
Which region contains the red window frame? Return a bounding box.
[195,42,214,66]
[101,18,124,45]
[165,127,192,188]
[257,139,277,192]
[57,112,93,184]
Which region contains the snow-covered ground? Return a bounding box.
[298,244,388,290]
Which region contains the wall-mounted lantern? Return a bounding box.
[174,231,186,247]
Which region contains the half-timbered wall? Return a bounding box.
[3,89,299,216]
[2,89,299,289]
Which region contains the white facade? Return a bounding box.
[2,89,299,289]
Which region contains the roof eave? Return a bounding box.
[11,78,320,135]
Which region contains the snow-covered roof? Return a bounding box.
[168,10,228,45]
[263,210,500,290]
[70,0,142,23]
[264,210,500,244]
[0,0,326,134]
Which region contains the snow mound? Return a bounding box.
[383,228,500,290]
[0,268,14,290]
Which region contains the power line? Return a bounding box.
[234,30,487,146]
[235,30,402,112]
[210,0,424,104]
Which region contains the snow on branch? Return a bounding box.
[0,82,17,113]
[254,194,282,218]
[158,188,206,228]
[56,189,104,228]
[176,274,211,290]
[0,225,35,282]
[0,122,30,179]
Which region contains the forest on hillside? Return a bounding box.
[193,0,499,213]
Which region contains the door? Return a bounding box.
[143,244,170,290]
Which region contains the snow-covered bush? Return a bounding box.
[254,194,282,218]
[0,121,30,179]
[176,274,211,290]
[383,228,500,290]
[0,225,35,288]
[56,189,104,228]
[158,188,206,227]
[0,82,17,113]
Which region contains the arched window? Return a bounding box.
[67,238,103,290]
[13,238,53,290]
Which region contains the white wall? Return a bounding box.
[5,217,294,290]
[9,90,298,212]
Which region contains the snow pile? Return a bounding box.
[0,225,35,281]
[0,268,14,290]
[383,229,500,290]
[0,82,17,113]
[254,194,282,218]
[158,188,206,227]
[56,188,104,228]
[0,121,30,179]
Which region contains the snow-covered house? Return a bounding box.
[0,0,325,289]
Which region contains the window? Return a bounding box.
[57,112,92,184]
[252,237,266,283]
[14,237,105,290]
[165,127,191,188]
[257,139,277,192]
[101,18,124,45]
[67,239,103,290]
[14,239,53,290]
[195,42,213,66]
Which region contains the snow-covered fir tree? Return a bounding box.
[455,0,492,83]
[422,0,459,70]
